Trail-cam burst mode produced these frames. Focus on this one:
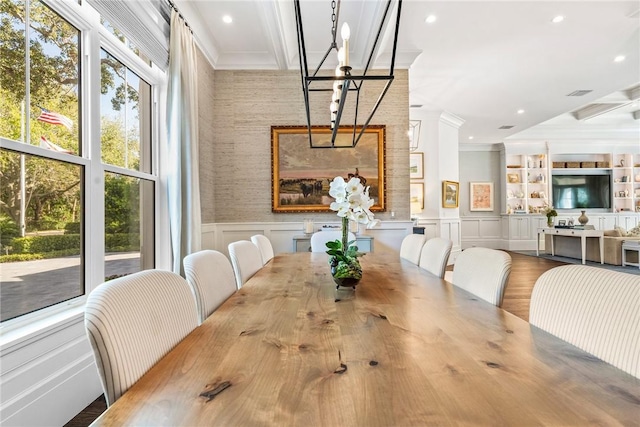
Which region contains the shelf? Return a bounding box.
[552,168,611,172]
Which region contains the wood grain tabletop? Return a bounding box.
[91,251,639,426]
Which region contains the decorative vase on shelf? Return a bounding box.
[578,210,589,225]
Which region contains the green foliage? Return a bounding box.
[105,233,140,252]
[6,232,138,257]
[1,1,142,236]
[0,215,20,246]
[0,248,79,263]
[12,234,80,254]
[104,175,140,234]
[64,221,81,234]
[325,239,361,263]
[331,256,362,280]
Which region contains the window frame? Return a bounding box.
[0,0,168,335]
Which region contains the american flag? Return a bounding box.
[40,136,74,154]
[37,107,73,131]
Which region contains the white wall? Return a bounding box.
[459,150,502,217]
[1,310,103,426]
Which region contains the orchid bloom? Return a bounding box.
[328,175,379,229]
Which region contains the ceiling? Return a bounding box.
[175,0,640,145]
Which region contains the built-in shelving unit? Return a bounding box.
[504,153,549,214]
[503,147,640,215]
[634,153,640,213]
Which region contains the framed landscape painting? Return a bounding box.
[410,182,424,210]
[409,152,424,179]
[271,125,386,212]
[442,180,459,208]
[470,182,494,211]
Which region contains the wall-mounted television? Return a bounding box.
[551,174,611,209]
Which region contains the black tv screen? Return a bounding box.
[552,174,611,209]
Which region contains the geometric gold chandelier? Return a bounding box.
[294,0,403,148]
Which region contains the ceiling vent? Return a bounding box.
[410,104,423,108]
[498,125,514,129]
[566,90,593,97]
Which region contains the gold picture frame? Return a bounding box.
[410,182,424,210]
[442,180,459,208]
[507,173,520,183]
[271,125,386,212]
[409,152,424,179]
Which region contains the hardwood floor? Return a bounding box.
[500,251,567,322]
[64,251,566,426]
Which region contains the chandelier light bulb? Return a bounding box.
[341,22,350,67]
[341,22,350,40]
[335,65,343,76]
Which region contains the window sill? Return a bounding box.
[0,299,86,352]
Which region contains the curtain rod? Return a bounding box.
[166,0,193,33]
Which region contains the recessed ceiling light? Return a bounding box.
[468,136,474,140]
[425,15,437,24]
[551,15,564,23]
[614,55,626,62]
[517,109,525,114]
[222,15,233,24]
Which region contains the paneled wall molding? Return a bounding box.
[414,217,462,264]
[460,216,504,249]
[202,221,415,256]
[0,314,102,426]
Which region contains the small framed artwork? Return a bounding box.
[410,182,424,210]
[507,173,520,183]
[470,182,494,211]
[558,220,567,226]
[442,180,459,208]
[409,152,424,179]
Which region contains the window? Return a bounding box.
[0,0,161,323]
[100,49,152,172]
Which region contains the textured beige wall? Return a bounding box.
[197,48,217,223]
[198,63,409,223]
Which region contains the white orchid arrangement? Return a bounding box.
[325,176,379,281]
[328,176,380,229]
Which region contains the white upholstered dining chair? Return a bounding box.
[84,270,198,406]
[399,234,427,265]
[183,250,237,324]
[251,234,274,265]
[228,240,264,288]
[451,247,512,307]
[310,230,356,252]
[530,265,640,378]
[418,237,453,278]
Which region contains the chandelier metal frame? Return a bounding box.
[294,0,402,148]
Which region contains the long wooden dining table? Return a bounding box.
[91,251,639,426]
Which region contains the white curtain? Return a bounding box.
[166,10,201,274]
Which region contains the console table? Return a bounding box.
[293,235,374,253]
[536,228,604,265]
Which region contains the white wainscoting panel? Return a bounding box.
[201,221,414,256]
[0,312,102,426]
[460,216,503,249]
[414,218,462,264]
